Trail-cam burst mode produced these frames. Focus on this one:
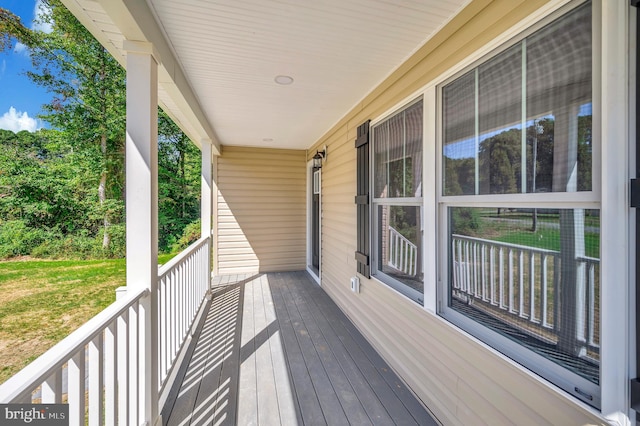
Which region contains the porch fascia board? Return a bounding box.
[60,0,221,156]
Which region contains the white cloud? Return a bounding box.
[0,107,41,133]
[31,0,53,34]
[12,1,53,56]
[13,42,28,55]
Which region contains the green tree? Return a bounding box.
[0,8,33,52]
[0,129,97,257]
[158,112,201,252]
[577,115,592,191]
[479,128,521,194]
[20,0,126,250]
[1,2,201,258]
[443,156,462,195]
[525,115,591,193]
[444,157,476,196]
[1,130,94,230]
[527,118,554,193]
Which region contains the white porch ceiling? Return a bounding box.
[62,0,469,150]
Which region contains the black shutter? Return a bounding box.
[355,120,371,278]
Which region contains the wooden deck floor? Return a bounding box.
[163,271,438,426]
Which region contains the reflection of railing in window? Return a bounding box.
[388,226,417,276]
[451,234,599,356]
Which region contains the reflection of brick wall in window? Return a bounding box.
[381,205,389,267]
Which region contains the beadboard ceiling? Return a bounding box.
[62,0,469,150]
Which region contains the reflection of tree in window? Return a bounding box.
[479,128,521,194]
[390,205,417,244]
[527,118,554,193]
[388,157,413,198]
[444,157,474,195]
[444,114,592,195]
[524,114,592,193]
[577,114,592,191]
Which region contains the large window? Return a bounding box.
[439,2,601,408]
[372,100,423,304]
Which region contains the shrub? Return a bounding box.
[452,208,482,236]
[31,234,97,259]
[0,220,51,258]
[94,224,126,259]
[31,225,127,260]
[170,219,201,253]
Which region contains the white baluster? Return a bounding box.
[41,370,62,403]
[104,321,117,426]
[117,309,129,425]
[88,334,104,425]
[68,350,86,425]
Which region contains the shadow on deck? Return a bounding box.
[162,271,438,425]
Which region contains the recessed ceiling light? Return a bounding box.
[274,75,294,85]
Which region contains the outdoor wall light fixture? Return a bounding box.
[313,147,326,168]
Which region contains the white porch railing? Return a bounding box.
[158,236,211,396]
[0,287,148,424]
[0,236,211,424]
[388,226,418,276]
[451,234,600,352]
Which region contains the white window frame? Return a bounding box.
[599,0,631,419]
[370,98,425,305]
[433,0,619,413]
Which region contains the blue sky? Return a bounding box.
[0,0,52,132]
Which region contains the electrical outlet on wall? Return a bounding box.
[350,276,360,293]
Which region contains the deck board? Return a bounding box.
[282,274,398,425]
[237,277,258,426]
[297,274,426,425]
[277,273,371,425]
[269,275,324,425]
[278,275,350,425]
[164,271,438,426]
[261,274,298,424]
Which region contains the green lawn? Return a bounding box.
[492,228,600,258]
[455,209,601,259]
[0,253,177,384]
[478,209,601,228]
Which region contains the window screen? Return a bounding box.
[372,100,424,304]
[443,2,592,196]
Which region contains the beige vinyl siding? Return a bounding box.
[215,146,306,274]
[308,0,607,424]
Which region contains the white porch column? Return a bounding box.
[201,139,212,238]
[124,40,160,426]
[201,140,213,286]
